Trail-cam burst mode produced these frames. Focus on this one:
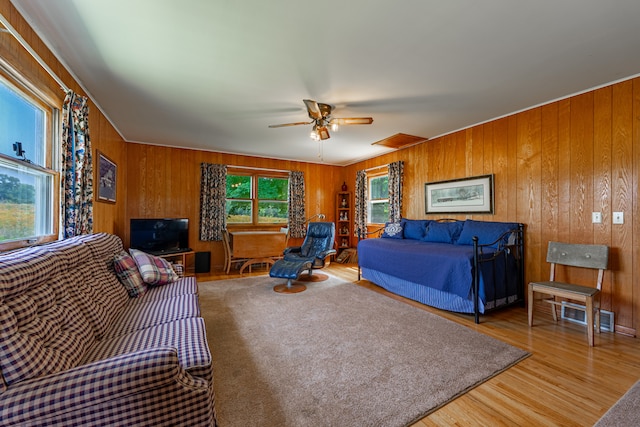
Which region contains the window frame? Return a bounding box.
[367,171,389,225]
[0,68,59,251]
[226,170,289,228]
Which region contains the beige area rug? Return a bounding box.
[199,274,529,427]
[595,379,640,426]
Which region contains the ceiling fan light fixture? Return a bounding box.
[331,122,339,132]
[317,126,330,140]
[310,128,319,140]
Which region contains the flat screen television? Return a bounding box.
[129,218,190,255]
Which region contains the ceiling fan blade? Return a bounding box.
[303,99,323,120]
[268,121,313,128]
[329,117,374,125]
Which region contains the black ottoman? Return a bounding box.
[269,259,313,293]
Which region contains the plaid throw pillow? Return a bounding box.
[113,251,148,297]
[129,249,179,286]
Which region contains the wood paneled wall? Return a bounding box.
[124,144,341,268]
[344,78,640,336]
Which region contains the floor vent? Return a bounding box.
[560,302,614,332]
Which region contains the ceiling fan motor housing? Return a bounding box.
[315,103,333,119]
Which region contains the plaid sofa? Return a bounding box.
[0,233,216,426]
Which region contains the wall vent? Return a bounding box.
[560,302,614,332]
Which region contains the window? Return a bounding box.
[226,172,288,225]
[0,75,57,246]
[368,174,389,224]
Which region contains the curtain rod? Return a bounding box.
[364,164,388,172]
[0,13,70,93]
[227,165,290,174]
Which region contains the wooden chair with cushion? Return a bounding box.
[528,241,609,347]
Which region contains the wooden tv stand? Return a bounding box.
[157,251,195,276]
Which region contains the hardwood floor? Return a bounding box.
[198,263,640,426]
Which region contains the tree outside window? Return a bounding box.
[0,77,55,245]
[226,173,288,225]
[368,174,389,224]
[257,176,288,224]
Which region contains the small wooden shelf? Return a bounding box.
[157,251,196,276]
[336,191,352,256]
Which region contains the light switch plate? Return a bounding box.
[592,212,602,224]
[613,212,624,224]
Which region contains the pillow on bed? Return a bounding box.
[422,220,463,244]
[456,220,520,248]
[401,219,430,240]
[381,222,404,239]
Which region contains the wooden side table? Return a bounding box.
[229,231,287,274]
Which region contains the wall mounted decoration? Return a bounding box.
[425,174,493,214]
[96,150,117,203]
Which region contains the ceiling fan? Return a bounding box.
[268,99,373,140]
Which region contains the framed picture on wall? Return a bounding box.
[425,174,494,214]
[96,150,117,203]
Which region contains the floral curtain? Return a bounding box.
[354,169,368,239]
[388,160,404,223]
[288,170,306,238]
[61,91,93,238]
[199,163,227,241]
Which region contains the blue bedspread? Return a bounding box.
[357,238,480,299]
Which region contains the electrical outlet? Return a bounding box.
[613,212,624,224]
[592,212,602,224]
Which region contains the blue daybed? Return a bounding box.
[357,219,525,323]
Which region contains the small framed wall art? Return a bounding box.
[425,174,494,214]
[96,150,117,203]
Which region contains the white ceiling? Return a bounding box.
[10,0,640,165]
